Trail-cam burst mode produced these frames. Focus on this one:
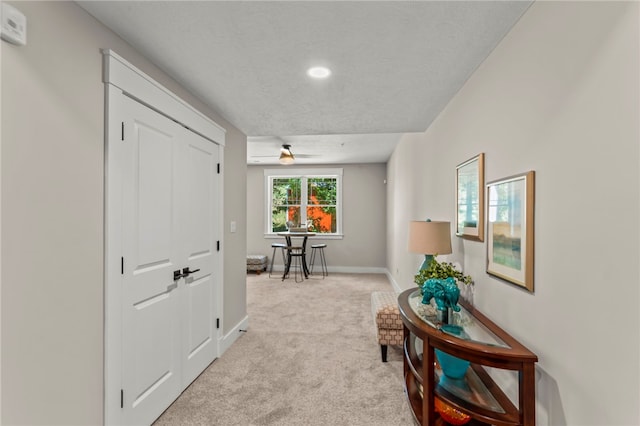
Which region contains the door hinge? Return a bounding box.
[216,318,220,329]
[120,389,124,408]
[121,122,124,141]
[121,257,124,275]
[216,241,220,251]
[217,163,220,174]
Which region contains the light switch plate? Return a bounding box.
[1,3,27,46]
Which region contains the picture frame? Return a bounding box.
[455,153,485,241]
[486,171,535,291]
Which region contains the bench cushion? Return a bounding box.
[371,291,403,348]
[371,291,403,330]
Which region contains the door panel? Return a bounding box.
[135,126,173,269]
[181,130,219,387]
[186,143,213,253]
[131,294,176,407]
[121,97,183,426]
[130,123,178,303]
[186,275,213,356]
[119,96,219,425]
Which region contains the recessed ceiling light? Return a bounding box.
[307,66,331,79]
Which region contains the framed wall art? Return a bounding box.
[456,153,484,241]
[486,171,535,291]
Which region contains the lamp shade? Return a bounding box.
[408,220,452,255]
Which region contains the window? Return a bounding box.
[265,168,343,236]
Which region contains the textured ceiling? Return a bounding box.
[78,1,531,164]
[247,133,410,165]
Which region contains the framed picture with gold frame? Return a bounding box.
[455,153,485,241]
[486,171,535,291]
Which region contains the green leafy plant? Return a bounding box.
[414,257,473,287]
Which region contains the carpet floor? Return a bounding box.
[153,272,414,426]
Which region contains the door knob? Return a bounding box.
[173,270,187,281]
[182,267,201,277]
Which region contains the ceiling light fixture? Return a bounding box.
[279,144,295,165]
[307,66,331,79]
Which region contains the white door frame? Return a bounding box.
[103,50,225,425]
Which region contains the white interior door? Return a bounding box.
[121,96,184,426]
[119,96,220,425]
[104,51,226,426]
[180,129,219,387]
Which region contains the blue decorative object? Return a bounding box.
[435,324,470,379]
[420,253,436,272]
[440,324,467,338]
[436,349,470,379]
[421,277,461,323]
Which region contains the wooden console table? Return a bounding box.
[398,288,538,426]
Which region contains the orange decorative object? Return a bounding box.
[434,398,471,425]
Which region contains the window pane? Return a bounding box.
[272,206,300,232]
[308,178,336,205]
[271,178,302,231]
[273,178,301,205]
[307,206,336,233]
[307,178,336,233]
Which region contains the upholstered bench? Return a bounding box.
[371,291,403,362]
[246,254,268,274]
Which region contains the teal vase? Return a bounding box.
[435,349,470,379]
[435,324,470,379]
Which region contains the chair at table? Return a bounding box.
[268,243,287,278]
[309,243,328,278]
[279,232,314,279]
[282,246,305,283]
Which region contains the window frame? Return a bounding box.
[264,168,343,238]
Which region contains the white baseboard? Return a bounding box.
[384,269,404,294]
[268,265,387,274]
[219,315,249,356]
[327,266,388,274]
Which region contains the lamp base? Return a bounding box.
[420,254,435,271]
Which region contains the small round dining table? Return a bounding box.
[276,231,316,279]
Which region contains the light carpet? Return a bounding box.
[153,272,414,426]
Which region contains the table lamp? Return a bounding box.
[408,219,452,271]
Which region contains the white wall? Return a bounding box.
[221,128,248,336]
[1,2,247,424]
[387,2,639,425]
[247,163,387,272]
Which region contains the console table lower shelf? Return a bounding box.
[404,341,519,425]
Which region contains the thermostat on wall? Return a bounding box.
[1,2,27,46]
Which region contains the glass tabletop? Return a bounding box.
[408,290,509,349]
